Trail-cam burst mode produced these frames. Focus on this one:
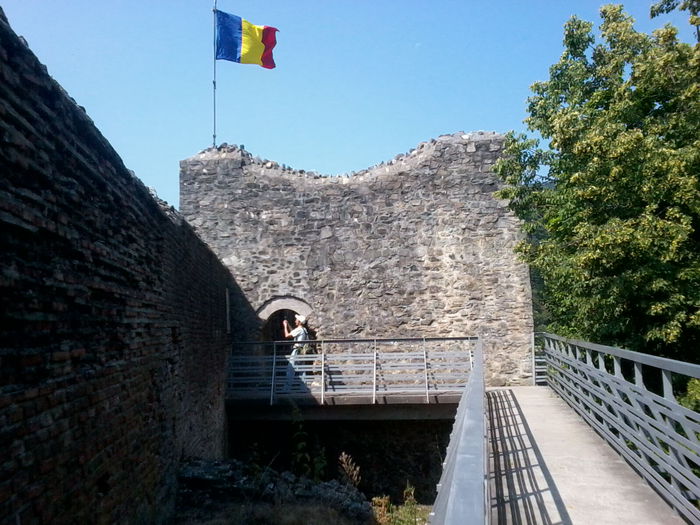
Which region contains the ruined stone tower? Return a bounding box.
[180,132,533,385]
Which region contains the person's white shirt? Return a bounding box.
[290,325,306,340]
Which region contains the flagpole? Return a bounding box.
[212,0,218,148]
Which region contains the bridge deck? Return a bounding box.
[488,386,686,525]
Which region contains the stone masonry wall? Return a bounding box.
[0,10,258,524]
[180,133,534,385]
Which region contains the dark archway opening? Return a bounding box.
[261,309,317,346]
[261,309,295,342]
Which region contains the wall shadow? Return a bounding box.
[487,389,572,525]
[226,412,452,504]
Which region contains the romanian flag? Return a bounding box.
[215,10,278,69]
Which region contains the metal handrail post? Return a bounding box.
[662,369,674,400]
[634,361,645,387]
[270,343,277,406]
[613,355,622,377]
[423,337,429,404]
[531,331,536,385]
[373,340,377,404]
[321,342,325,405]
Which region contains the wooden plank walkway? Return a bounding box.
[487,387,687,525]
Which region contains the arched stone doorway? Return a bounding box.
[257,296,313,343]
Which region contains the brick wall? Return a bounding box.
[0,9,257,523]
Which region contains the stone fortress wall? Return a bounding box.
[180,132,534,386]
[0,10,259,523]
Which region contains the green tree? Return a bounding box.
[650,0,700,41]
[494,4,700,361]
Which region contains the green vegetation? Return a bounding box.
[494,2,700,361]
[290,405,327,481]
[372,483,431,525]
[679,378,700,410]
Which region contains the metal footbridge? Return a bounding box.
[227,337,478,406]
[226,334,700,524]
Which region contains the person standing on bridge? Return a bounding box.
[283,314,309,356]
[283,314,309,389]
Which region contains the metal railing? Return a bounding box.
[531,331,548,385]
[533,350,548,385]
[429,340,488,525]
[227,337,478,405]
[539,332,700,523]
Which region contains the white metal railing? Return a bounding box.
[539,332,700,524]
[227,337,478,405]
[429,340,487,525]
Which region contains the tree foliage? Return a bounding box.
[494,4,700,360]
[650,0,700,41]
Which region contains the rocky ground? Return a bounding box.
[172,458,374,525]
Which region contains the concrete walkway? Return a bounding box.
[487,386,687,525]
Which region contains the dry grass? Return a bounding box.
[338,451,362,488]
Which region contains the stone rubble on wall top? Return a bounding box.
[191,131,504,182]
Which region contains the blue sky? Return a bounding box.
[1,1,694,207]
